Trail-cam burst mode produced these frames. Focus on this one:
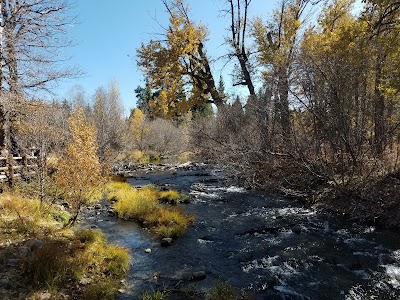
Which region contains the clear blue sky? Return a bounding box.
[53,0,274,114]
[53,0,362,115]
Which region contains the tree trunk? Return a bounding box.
[228,0,256,97]
[278,71,291,139]
[66,203,81,227]
[197,42,225,108]
[237,53,255,96]
[374,54,385,156]
[0,107,4,147]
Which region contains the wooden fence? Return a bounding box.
[0,155,38,185]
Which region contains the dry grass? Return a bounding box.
[0,193,66,239]
[22,229,130,298]
[82,279,117,300]
[106,182,194,238]
[112,186,158,220]
[0,192,130,299]
[206,281,237,300]
[72,230,130,279]
[158,190,180,204]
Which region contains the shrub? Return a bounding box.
[55,107,105,226]
[112,187,158,221]
[131,150,150,163]
[48,207,70,225]
[157,208,194,226]
[179,193,192,204]
[155,224,186,238]
[103,245,131,276]
[105,181,133,201]
[72,230,130,279]
[75,229,106,244]
[23,240,72,288]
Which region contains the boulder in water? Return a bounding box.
[161,238,173,247]
[292,225,303,234]
[191,271,206,281]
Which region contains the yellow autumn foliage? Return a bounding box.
[136,0,209,119]
[129,108,146,140]
[56,107,104,223]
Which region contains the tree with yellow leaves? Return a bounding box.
[56,107,103,226]
[137,0,223,119]
[129,108,148,151]
[361,0,400,154]
[252,0,313,139]
[300,0,400,159]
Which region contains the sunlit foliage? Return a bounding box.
[56,107,104,225]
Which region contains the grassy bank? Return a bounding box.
[0,192,130,300]
[106,182,194,238]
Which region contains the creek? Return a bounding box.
[80,165,400,299]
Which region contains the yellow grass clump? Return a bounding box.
[0,193,68,238]
[105,182,194,238]
[23,229,130,299]
[158,189,180,204]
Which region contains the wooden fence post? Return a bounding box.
[22,154,28,175]
[7,154,13,187]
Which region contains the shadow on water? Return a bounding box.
[81,167,400,299]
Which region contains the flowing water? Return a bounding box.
[81,166,400,299]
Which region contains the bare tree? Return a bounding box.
[16,100,69,200]
[225,0,256,97]
[0,0,79,94]
[145,118,189,157]
[0,0,80,149]
[90,81,124,161]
